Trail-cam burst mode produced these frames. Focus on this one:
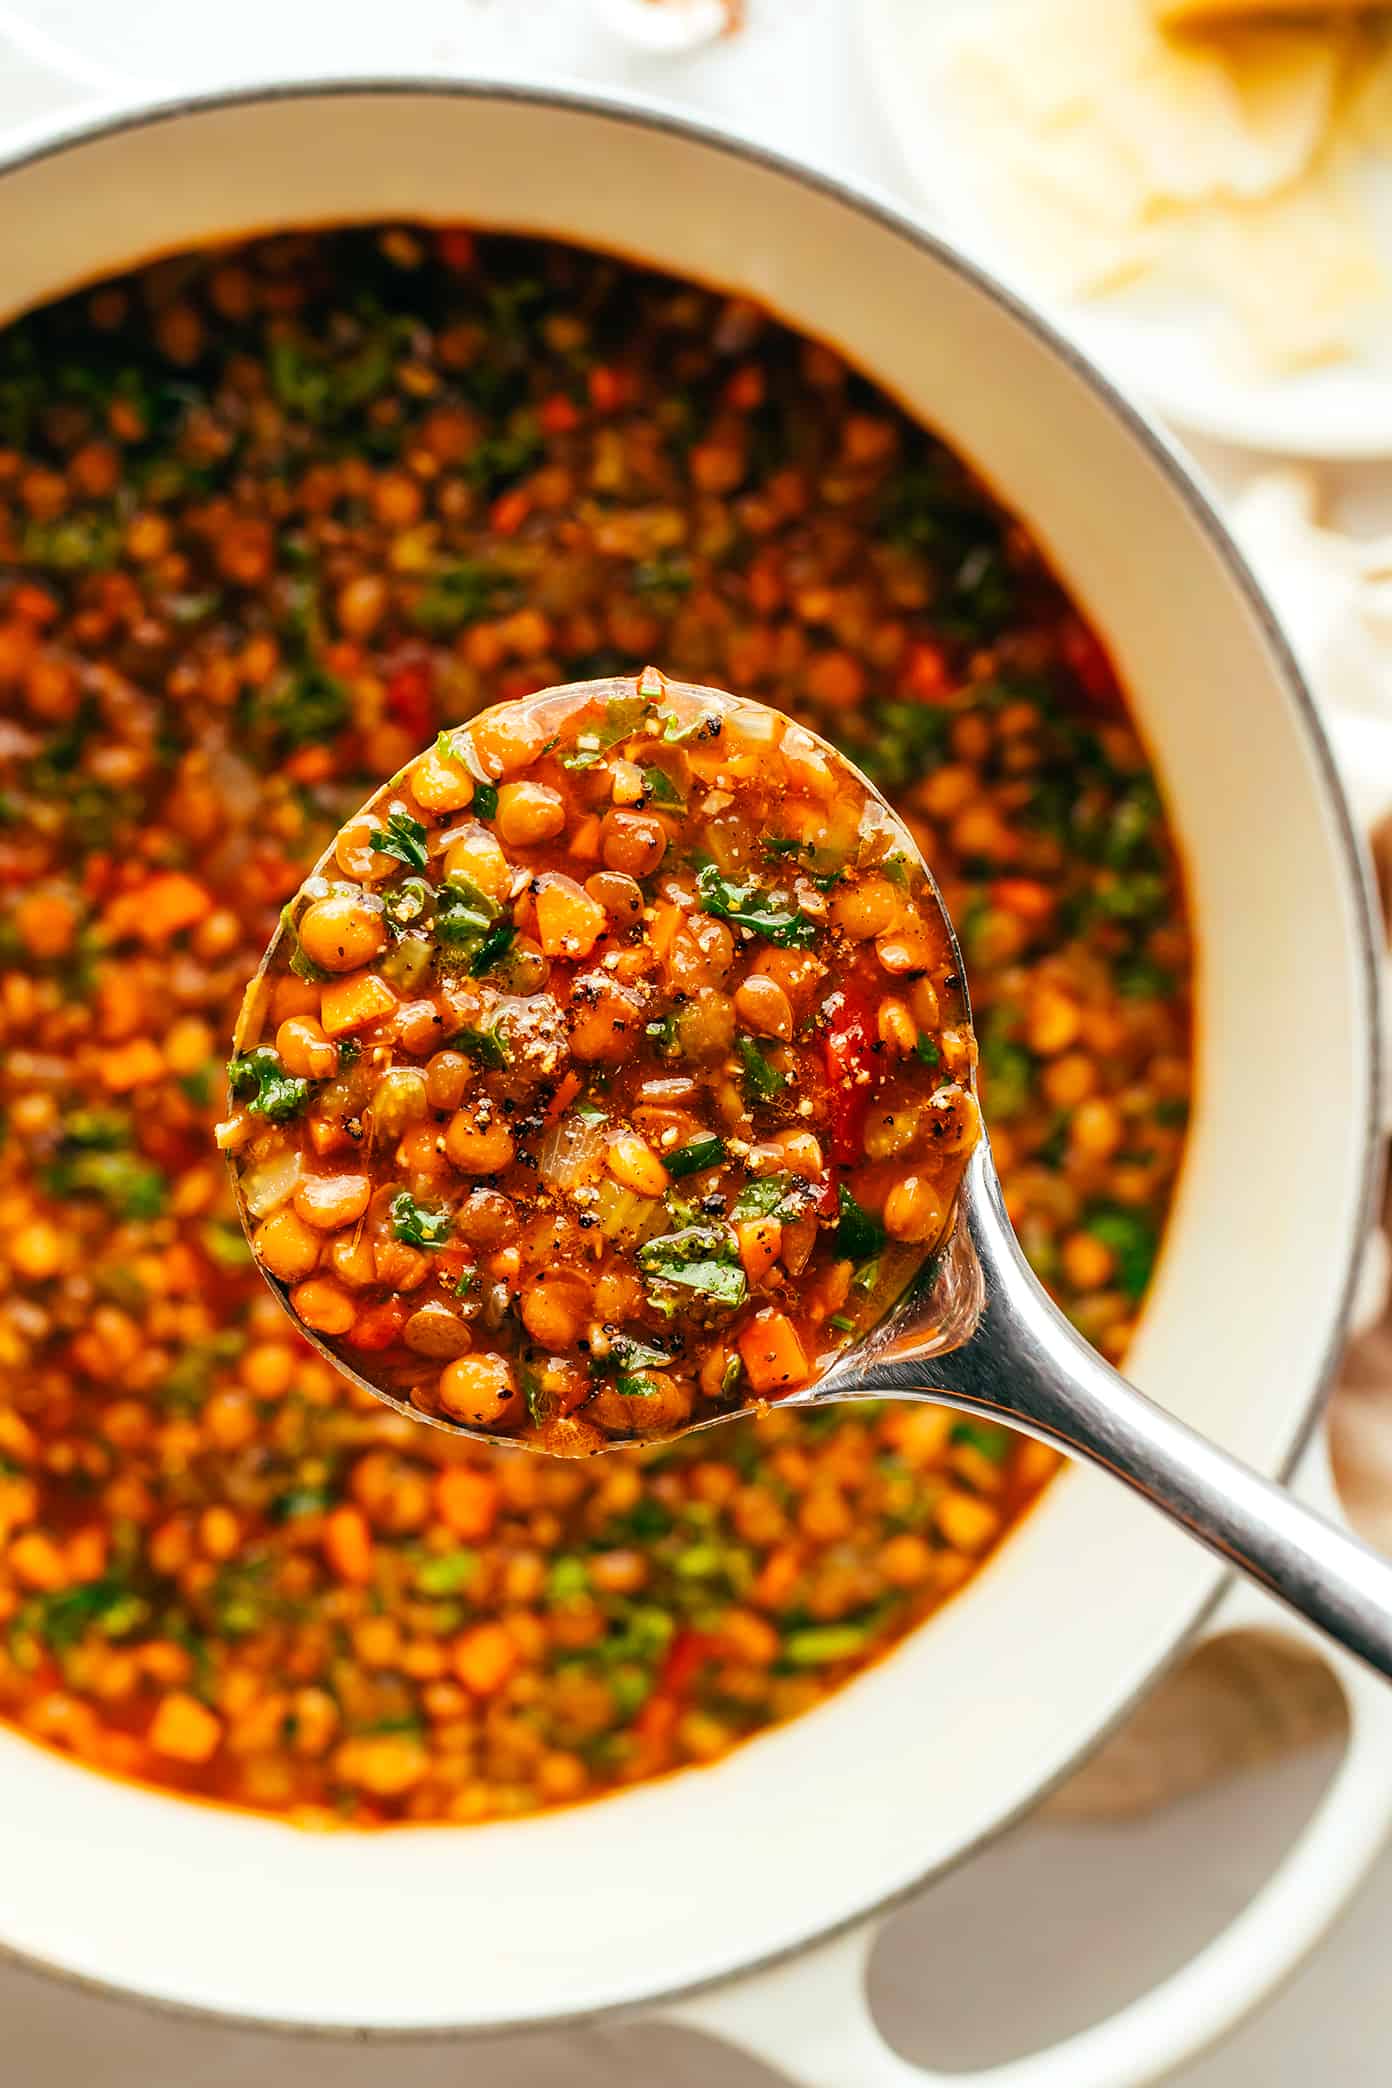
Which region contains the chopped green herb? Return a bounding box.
[1154,1098,1190,1128]
[466,422,543,495]
[979,1018,1034,1121]
[414,1549,479,1596]
[640,766,684,809]
[645,1015,680,1058]
[1084,1206,1158,1302]
[202,1221,253,1270]
[25,1578,151,1652]
[781,1620,877,1667]
[696,864,816,948]
[1116,957,1176,1000]
[370,810,430,873]
[638,1228,747,1308]
[951,1420,1011,1463]
[227,1047,313,1124]
[43,1148,167,1221]
[615,1371,666,1400]
[270,1487,337,1522]
[412,559,508,635]
[835,1185,886,1263]
[469,922,517,976]
[390,1190,452,1250]
[661,709,722,746]
[666,1134,727,1179]
[257,664,350,752]
[561,695,648,771]
[473,781,499,821]
[736,1034,786,1103]
[21,513,121,573]
[914,1034,941,1067]
[608,1333,674,1372]
[454,1024,510,1070]
[828,1313,856,1333]
[383,878,433,932]
[732,1172,817,1221]
[453,1267,479,1297]
[630,554,692,599]
[434,878,499,947]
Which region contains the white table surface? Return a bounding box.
[2,2,1391,2079]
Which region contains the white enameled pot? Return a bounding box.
[0,63,1388,2088]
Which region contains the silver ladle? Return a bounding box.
[237,676,1392,1680]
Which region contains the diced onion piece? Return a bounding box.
[240,1148,304,1218]
[594,1178,666,1246]
[536,1113,609,1193]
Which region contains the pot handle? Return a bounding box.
[660,1436,1392,2088]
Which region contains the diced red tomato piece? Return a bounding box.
[822,984,883,1167]
[435,228,476,273]
[539,393,581,434]
[385,659,435,741]
[343,1299,412,1352]
[588,365,629,415]
[1059,616,1122,710]
[902,639,951,703]
[490,489,531,537]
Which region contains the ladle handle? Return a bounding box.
[890,1152,1392,1682]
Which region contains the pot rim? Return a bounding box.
[0,69,1382,2044]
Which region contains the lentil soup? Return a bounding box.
[0,227,1192,1824]
[228,671,980,1453]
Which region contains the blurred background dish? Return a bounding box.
[862,0,1392,455]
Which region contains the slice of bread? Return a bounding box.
[1157,0,1390,23]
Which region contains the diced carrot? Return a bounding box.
[7,1531,67,1590]
[102,871,210,945]
[99,1038,165,1092]
[750,1543,803,1612]
[323,1504,374,1584]
[343,1298,412,1352]
[453,1622,519,1696]
[991,878,1055,925]
[902,639,951,702]
[738,1310,810,1395]
[647,900,685,964]
[308,1116,357,1156]
[568,813,602,861]
[319,971,398,1037]
[588,364,629,414]
[724,364,765,412]
[148,1691,223,1764]
[15,887,78,958]
[735,1217,783,1284]
[435,1467,500,1541]
[12,583,57,624]
[539,392,581,434]
[490,488,531,536]
[544,1071,582,1124]
[535,873,607,960]
[285,745,335,785]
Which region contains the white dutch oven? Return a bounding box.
[1,66,1390,2088]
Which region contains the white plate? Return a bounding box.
[861,0,1392,457]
